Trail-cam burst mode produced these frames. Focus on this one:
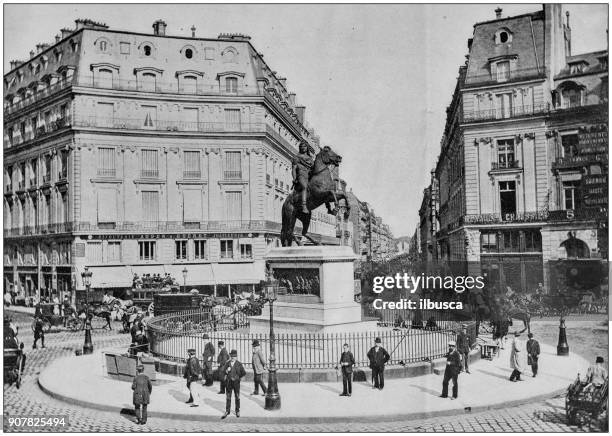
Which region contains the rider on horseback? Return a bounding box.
[292,141,313,214]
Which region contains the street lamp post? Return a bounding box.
[264,279,282,410]
[557,315,570,356]
[81,267,93,355]
[182,267,188,293]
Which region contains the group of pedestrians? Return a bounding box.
[509,331,541,382]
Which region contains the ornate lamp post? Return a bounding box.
[264,279,283,410]
[81,267,93,355]
[182,267,188,293]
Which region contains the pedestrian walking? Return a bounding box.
[526,333,540,377]
[367,337,390,390]
[217,340,230,394]
[221,349,246,419]
[131,364,152,425]
[456,325,471,374]
[509,331,525,382]
[7,317,18,338]
[33,316,45,349]
[202,334,215,387]
[339,343,355,396]
[440,340,462,399]
[251,339,267,396]
[183,348,202,407]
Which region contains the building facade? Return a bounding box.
[3,19,339,302]
[432,5,608,293]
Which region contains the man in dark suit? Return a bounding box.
[367,337,390,390]
[526,333,541,377]
[221,349,246,419]
[339,343,355,396]
[202,334,215,386]
[456,325,471,374]
[440,340,462,399]
[131,364,152,425]
[217,340,230,394]
[183,348,201,407]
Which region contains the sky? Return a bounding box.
[3,3,608,237]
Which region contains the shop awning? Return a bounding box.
[86,266,134,289]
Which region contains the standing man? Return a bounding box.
[440,340,462,399]
[526,333,540,377]
[202,334,215,387]
[217,340,230,394]
[251,339,267,396]
[221,349,246,419]
[456,325,471,374]
[33,316,45,349]
[367,337,390,390]
[339,343,355,396]
[292,140,314,214]
[509,331,525,382]
[131,364,152,425]
[183,348,201,407]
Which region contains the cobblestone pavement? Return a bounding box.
[2,309,603,432]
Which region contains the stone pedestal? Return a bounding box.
[249,246,377,333]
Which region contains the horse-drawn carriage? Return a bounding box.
[32,303,80,332]
[566,376,608,430]
[3,330,25,389]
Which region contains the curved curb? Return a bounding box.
[38,376,568,424]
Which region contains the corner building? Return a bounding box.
[3,19,337,302]
[435,5,608,293]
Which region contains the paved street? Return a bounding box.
[2,309,603,432]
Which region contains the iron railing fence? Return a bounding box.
[146,308,474,370]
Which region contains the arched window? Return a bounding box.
[557,81,585,108]
[182,75,197,94]
[95,68,113,89]
[144,45,152,56]
[141,73,157,92]
[560,237,590,258]
[100,40,108,52]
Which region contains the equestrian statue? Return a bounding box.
[280,141,350,246]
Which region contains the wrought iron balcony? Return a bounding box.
[140,170,160,179]
[491,160,520,171]
[463,103,550,123]
[182,171,201,179]
[552,155,606,170]
[223,170,242,180]
[97,168,117,178]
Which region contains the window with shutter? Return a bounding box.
[224,108,241,131]
[107,241,121,262]
[181,75,197,94]
[224,151,241,179]
[97,147,116,177]
[141,149,158,178]
[183,151,201,178]
[141,191,159,223]
[183,189,202,223]
[95,69,113,89]
[87,242,103,263]
[97,188,117,225]
[225,191,242,222]
[140,73,157,92]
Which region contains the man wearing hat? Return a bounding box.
[217,340,230,394]
[202,334,215,386]
[440,340,461,399]
[183,348,202,407]
[339,343,355,396]
[251,339,267,396]
[131,364,152,425]
[526,332,540,377]
[221,349,246,419]
[509,331,525,382]
[367,337,390,390]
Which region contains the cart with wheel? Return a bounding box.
[566,375,608,430]
[4,343,25,389]
[32,303,80,332]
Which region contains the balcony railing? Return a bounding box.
[74,116,266,134]
[5,79,73,116]
[97,168,117,178]
[69,220,290,233]
[223,171,242,180]
[463,67,547,88]
[552,154,608,170]
[463,103,550,123]
[462,208,606,226]
[182,171,201,179]
[140,170,159,178]
[491,160,520,170]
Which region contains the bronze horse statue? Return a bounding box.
[281,146,349,246]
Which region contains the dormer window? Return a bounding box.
[134,67,163,92]
[217,71,245,94]
[557,81,585,108]
[496,61,510,82]
[90,63,119,89]
[495,28,513,45]
[226,77,238,93]
[176,70,203,94]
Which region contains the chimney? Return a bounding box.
[288,93,296,106]
[152,19,167,36]
[14,61,24,68]
[55,34,61,43]
[9,60,16,70]
[36,44,43,54]
[30,50,35,59]
[190,25,196,38]
[278,77,287,88]
[75,19,86,30]
[60,28,72,39]
[566,11,570,28]
[295,106,305,124]
[495,7,502,19]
